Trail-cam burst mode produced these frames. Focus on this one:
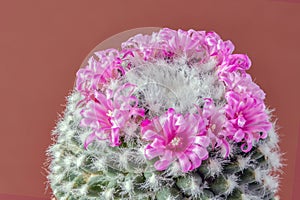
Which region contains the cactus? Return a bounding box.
[47,28,282,200]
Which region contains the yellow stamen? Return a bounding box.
[211,124,216,131]
[107,110,113,117]
[171,136,181,146]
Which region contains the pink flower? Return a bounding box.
[121,28,236,66]
[76,49,123,93]
[159,28,203,56]
[80,83,145,148]
[121,32,164,61]
[201,98,230,157]
[225,91,272,152]
[219,71,266,100]
[202,31,235,65]
[217,54,251,77]
[141,108,210,172]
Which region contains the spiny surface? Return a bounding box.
[47,91,281,200]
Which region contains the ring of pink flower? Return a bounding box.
[76,28,272,172]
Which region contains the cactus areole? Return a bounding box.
[47,28,282,200]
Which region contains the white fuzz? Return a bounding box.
[141,173,161,191]
[107,78,122,91]
[53,149,62,160]
[267,121,280,148]
[78,184,88,196]
[226,175,238,195]
[258,144,271,158]
[193,57,218,72]
[118,150,129,169]
[241,193,259,200]
[123,123,139,139]
[237,156,251,171]
[61,181,74,193]
[274,195,280,200]
[253,168,264,183]
[132,148,147,166]
[52,170,65,184]
[75,154,85,168]
[103,188,115,200]
[65,129,75,140]
[189,175,203,197]
[68,91,83,103]
[267,150,282,170]
[63,155,73,168]
[66,115,73,124]
[58,119,69,132]
[93,157,107,171]
[66,101,76,114]
[123,180,134,193]
[148,173,159,188]
[166,195,175,200]
[259,144,283,170]
[208,158,223,177]
[164,161,184,177]
[131,147,148,167]
[51,165,62,174]
[119,58,225,115]
[73,107,83,120]
[263,173,279,193]
[52,188,67,200]
[78,129,93,145]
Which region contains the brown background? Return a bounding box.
[0,0,299,199]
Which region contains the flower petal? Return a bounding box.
[145,144,164,160]
[233,129,245,142]
[84,132,96,149]
[177,153,192,172]
[194,136,210,147]
[186,151,202,170]
[110,128,121,146]
[154,159,172,171]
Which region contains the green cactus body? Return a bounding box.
[47,91,281,200]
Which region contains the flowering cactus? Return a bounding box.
[47,28,282,200]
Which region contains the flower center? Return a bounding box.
[106,110,113,117]
[211,124,216,131]
[170,136,181,147]
[237,114,246,128]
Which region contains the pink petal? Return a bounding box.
[233,129,245,142]
[84,132,96,149]
[151,138,166,149]
[142,129,161,141]
[94,91,110,109]
[220,138,230,158]
[191,145,209,160]
[154,159,172,171]
[241,141,252,153]
[260,131,268,139]
[202,98,214,118]
[194,136,210,147]
[163,113,176,142]
[130,107,145,117]
[177,153,192,172]
[110,128,121,146]
[141,118,150,126]
[186,152,202,170]
[145,144,164,160]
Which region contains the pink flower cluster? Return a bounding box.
[141,108,209,172]
[80,83,144,147]
[76,28,272,172]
